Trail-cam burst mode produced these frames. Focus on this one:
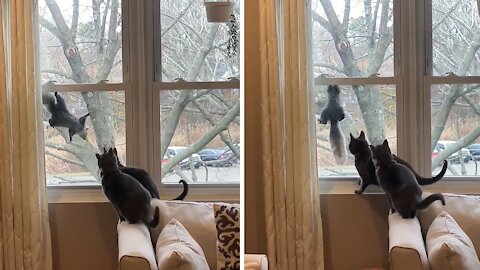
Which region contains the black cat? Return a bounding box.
[44,92,90,141]
[97,148,159,227]
[370,140,445,218]
[112,148,189,200]
[349,131,448,194]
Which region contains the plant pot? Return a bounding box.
[204,2,233,23]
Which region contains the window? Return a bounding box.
[38,0,241,196]
[311,0,479,181]
[153,0,240,184]
[39,0,126,186]
[427,0,480,177]
[311,0,398,177]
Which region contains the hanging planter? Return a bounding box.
[204,1,233,23]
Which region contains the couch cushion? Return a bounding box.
[388,212,430,270]
[426,211,480,270]
[417,193,480,256]
[213,203,240,270]
[156,219,209,270]
[150,200,217,270]
[118,221,158,270]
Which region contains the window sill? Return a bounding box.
[319,178,480,195]
[47,183,240,203]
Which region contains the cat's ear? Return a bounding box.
[95,153,101,160]
[103,148,107,154]
[113,148,118,157]
[350,133,354,140]
[383,139,389,147]
[108,148,114,155]
[359,131,365,139]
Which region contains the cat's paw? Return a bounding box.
[354,189,363,194]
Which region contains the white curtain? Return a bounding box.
[0,0,53,269]
[259,0,324,269]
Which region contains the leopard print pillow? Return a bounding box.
[213,203,240,270]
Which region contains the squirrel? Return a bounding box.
[43,91,90,141]
[318,85,347,164]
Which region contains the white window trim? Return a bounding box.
[44,0,240,202]
[316,0,480,193]
[150,0,241,189]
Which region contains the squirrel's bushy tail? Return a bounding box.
[330,121,346,165]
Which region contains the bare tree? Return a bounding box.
[313,0,479,173]
[40,0,240,182]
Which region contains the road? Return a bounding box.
[433,159,480,177]
[160,165,241,184]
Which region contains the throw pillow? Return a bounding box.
[156,218,209,270]
[213,203,240,270]
[150,199,217,269]
[426,211,480,270]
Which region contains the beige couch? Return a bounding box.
[117,199,268,270]
[389,193,480,270]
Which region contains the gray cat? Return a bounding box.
[349,131,448,194]
[97,148,159,227]
[370,139,445,218]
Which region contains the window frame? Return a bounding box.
[43,0,240,202]
[41,0,131,192]
[312,0,480,190]
[150,0,241,191]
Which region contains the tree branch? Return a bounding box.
[161,101,240,177]
[162,0,195,36]
[42,69,74,80]
[45,0,72,44]
[432,126,480,168]
[343,0,351,32]
[192,100,240,158]
[160,24,220,158]
[312,11,333,34]
[46,150,85,167]
[71,0,79,39]
[39,17,62,41]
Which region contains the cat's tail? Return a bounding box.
[147,206,160,228]
[330,121,347,165]
[416,160,448,185]
[172,179,189,200]
[417,193,445,210]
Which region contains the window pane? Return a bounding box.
[315,85,397,177]
[311,0,394,78]
[432,0,480,76]
[160,89,240,183]
[39,0,123,84]
[159,0,240,82]
[44,91,126,186]
[431,84,480,176]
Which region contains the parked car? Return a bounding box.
[468,144,480,160]
[434,140,472,163]
[223,143,240,165]
[198,149,232,167]
[162,146,202,170]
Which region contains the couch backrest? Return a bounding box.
[149,199,217,270]
[417,193,480,257]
